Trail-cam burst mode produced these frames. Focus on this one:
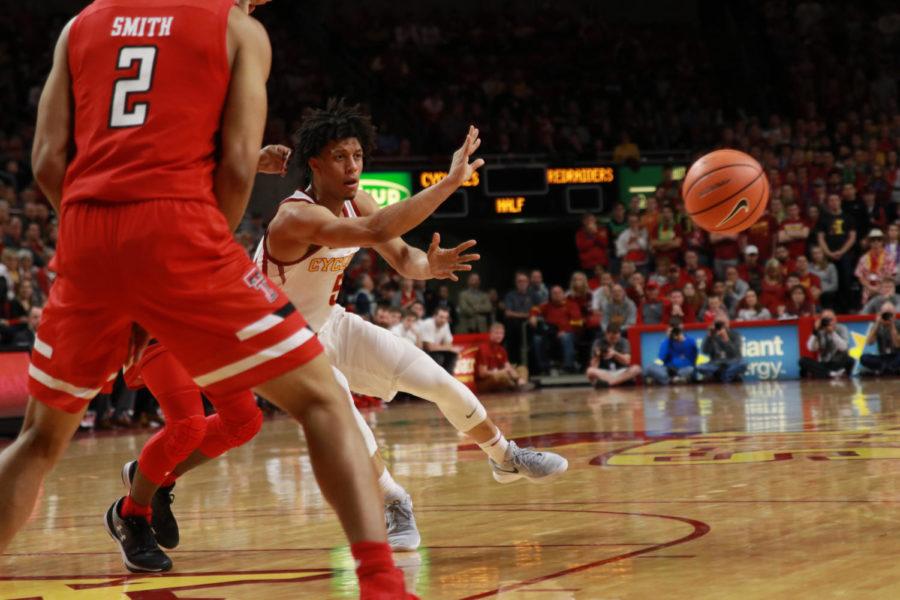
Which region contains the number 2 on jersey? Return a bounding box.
[329,274,344,306]
[109,46,158,128]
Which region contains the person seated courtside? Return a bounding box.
[475,323,534,392]
[586,325,642,388]
[860,302,900,375]
[644,319,698,385]
[697,310,747,383]
[799,309,855,378]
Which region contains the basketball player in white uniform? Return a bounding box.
[255,101,568,550]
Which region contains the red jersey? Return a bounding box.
[711,236,740,260]
[575,227,609,271]
[63,0,233,206]
[744,215,777,259]
[797,271,822,292]
[476,342,509,375]
[535,299,583,333]
[760,280,786,312]
[777,218,809,257]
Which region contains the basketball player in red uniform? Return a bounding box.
[0,1,413,597]
[113,101,567,565]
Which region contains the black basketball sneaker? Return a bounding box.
[122,460,180,549]
[104,497,173,573]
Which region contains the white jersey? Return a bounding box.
[253,189,360,331]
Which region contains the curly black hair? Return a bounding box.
[293,98,377,184]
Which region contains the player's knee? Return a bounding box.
[18,426,71,465]
[163,414,207,462]
[226,407,262,447]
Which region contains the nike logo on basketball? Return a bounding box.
[717,198,750,227]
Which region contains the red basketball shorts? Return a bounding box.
[29,200,322,413]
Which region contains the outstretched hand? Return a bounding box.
[426,233,480,282]
[258,144,291,176]
[446,125,485,188]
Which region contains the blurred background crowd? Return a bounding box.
[0,0,898,424]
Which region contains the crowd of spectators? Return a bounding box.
[3,2,898,162]
[0,1,897,414]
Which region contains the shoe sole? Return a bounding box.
[104,504,172,574]
[388,536,422,552]
[492,457,569,484]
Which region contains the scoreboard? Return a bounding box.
[360,163,632,220]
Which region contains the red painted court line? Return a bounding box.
[459,509,710,600]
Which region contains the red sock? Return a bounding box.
[351,541,418,600]
[161,474,177,487]
[121,495,152,523]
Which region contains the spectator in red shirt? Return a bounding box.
[662,288,696,324]
[777,203,810,257]
[568,271,599,331]
[774,244,796,275]
[700,295,725,323]
[760,258,787,313]
[710,231,741,280]
[742,209,778,260]
[530,285,583,373]
[650,205,683,264]
[575,213,610,272]
[681,282,703,323]
[476,323,532,392]
[794,255,822,301]
[625,271,646,308]
[738,245,765,291]
[783,285,816,318]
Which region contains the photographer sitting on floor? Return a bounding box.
[860,302,900,375]
[586,325,642,388]
[697,310,747,383]
[644,318,698,385]
[799,309,855,378]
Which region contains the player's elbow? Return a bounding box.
[31,141,65,194]
[218,145,259,191]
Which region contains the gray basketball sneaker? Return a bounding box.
[385,495,421,551]
[490,441,569,484]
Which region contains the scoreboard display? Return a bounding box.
[360,163,679,220]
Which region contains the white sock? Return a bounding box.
[378,468,408,504]
[478,430,510,464]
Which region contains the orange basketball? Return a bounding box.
[682,149,769,234]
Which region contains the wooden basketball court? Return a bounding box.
[3,379,900,599]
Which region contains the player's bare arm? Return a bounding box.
[267,126,483,261]
[31,19,75,212]
[214,7,272,230]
